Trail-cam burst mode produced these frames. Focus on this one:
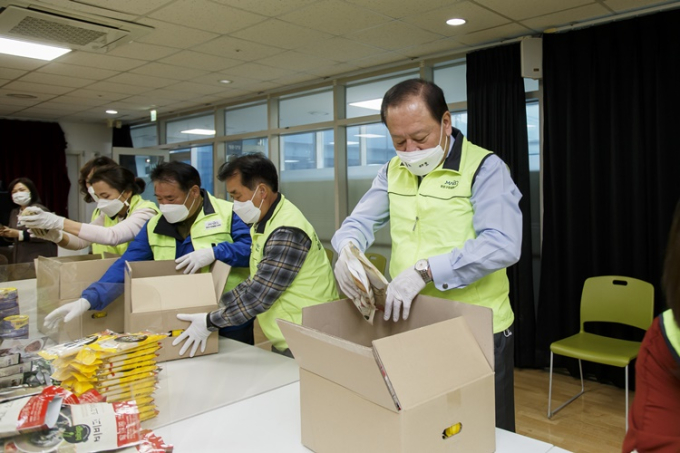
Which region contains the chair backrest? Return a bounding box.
[580,276,654,332]
[324,247,334,264]
[365,252,387,275]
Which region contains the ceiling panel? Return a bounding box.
[474,0,596,20]
[106,43,179,61]
[3,81,74,95]
[279,0,393,35]
[457,23,535,46]
[403,2,512,36]
[230,19,335,50]
[345,0,462,19]
[57,53,146,72]
[297,37,385,62]
[0,67,28,80]
[50,95,111,107]
[191,37,284,62]
[35,63,119,81]
[604,0,671,12]
[66,90,132,102]
[521,4,612,30]
[396,38,465,59]
[163,81,227,96]
[78,81,149,96]
[0,55,48,71]
[19,73,94,88]
[210,0,318,17]
[105,73,177,89]
[37,0,177,16]
[148,0,267,34]
[220,63,297,82]
[262,51,337,72]
[346,22,443,51]
[158,51,243,72]
[136,18,219,49]
[129,63,210,81]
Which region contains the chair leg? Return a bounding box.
[548,356,585,419]
[625,365,629,432]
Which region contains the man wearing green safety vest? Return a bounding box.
[43,161,254,343]
[172,153,339,358]
[332,79,523,431]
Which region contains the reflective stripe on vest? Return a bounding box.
[91,194,159,257]
[146,192,249,292]
[387,137,513,333]
[662,309,680,361]
[250,195,338,351]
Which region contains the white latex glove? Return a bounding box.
[44,298,91,330]
[19,207,65,230]
[334,242,369,300]
[30,228,63,243]
[172,313,212,357]
[175,248,216,274]
[384,266,426,322]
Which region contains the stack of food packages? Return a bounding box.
[38,330,167,423]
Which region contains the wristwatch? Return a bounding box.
[414,259,432,283]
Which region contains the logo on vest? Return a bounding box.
[204,220,223,230]
[441,180,459,190]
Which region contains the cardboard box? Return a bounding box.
[37,255,124,343]
[278,296,496,453]
[124,260,230,363]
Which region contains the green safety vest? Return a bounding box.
[387,135,514,333]
[250,194,338,351]
[662,309,680,359]
[91,194,159,257]
[146,192,249,292]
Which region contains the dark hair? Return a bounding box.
[79,156,117,203]
[663,200,680,326]
[218,153,278,193]
[88,165,144,196]
[380,78,448,125]
[150,161,201,193]
[8,177,41,206]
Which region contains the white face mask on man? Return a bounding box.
[97,192,128,218]
[160,192,195,224]
[12,192,31,206]
[233,185,263,225]
[395,120,447,177]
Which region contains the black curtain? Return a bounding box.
[537,10,680,387]
[112,125,133,148]
[466,43,536,368]
[0,119,70,217]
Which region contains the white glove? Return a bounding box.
[175,248,216,274]
[44,298,91,330]
[18,207,65,230]
[30,228,63,243]
[172,313,212,357]
[384,266,426,322]
[334,242,369,300]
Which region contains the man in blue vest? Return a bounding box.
[43,161,254,343]
[332,79,522,431]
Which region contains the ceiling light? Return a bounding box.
[355,134,385,138]
[150,109,157,122]
[349,99,382,111]
[219,79,232,84]
[446,18,467,26]
[0,37,71,61]
[106,110,118,114]
[6,93,37,99]
[180,129,216,135]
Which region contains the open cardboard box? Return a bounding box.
[36,254,124,343]
[124,260,230,362]
[278,296,496,453]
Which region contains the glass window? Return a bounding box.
[346,72,418,119]
[346,123,394,167]
[130,124,158,148]
[166,113,215,144]
[433,62,466,104]
[225,137,268,162]
[524,78,539,92]
[280,130,333,171]
[225,103,267,135]
[170,145,214,193]
[279,90,333,128]
[279,129,334,242]
[451,111,468,136]
[527,101,539,172]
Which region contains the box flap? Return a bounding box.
[277,319,399,412]
[209,260,230,299]
[130,274,217,312]
[372,317,493,410]
[126,260,178,278]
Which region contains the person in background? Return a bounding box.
[21,165,158,255]
[622,200,680,452]
[172,153,338,358]
[331,79,522,431]
[0,177,57,264]
[42,161,255,344]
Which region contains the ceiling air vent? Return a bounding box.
[0,4,152,52]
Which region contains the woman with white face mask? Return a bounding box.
[20,165,158,256]
[0,177,57,264]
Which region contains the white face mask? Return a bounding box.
[233,186,263,225]
[97,192,128,218]
[395,121,447,177]
[12,192,31,206]
[87,186,99,202]
[160,191,195,224]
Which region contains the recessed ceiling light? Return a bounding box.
[349,99,383,111]
[106,110,118,114]
[446,18,467,26]
[180,129,216,135]
[0,37,71,61]
[219,79,232,84]
[6,93,37,99]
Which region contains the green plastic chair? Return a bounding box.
[364,252,387,275]
[547,276,654,431]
